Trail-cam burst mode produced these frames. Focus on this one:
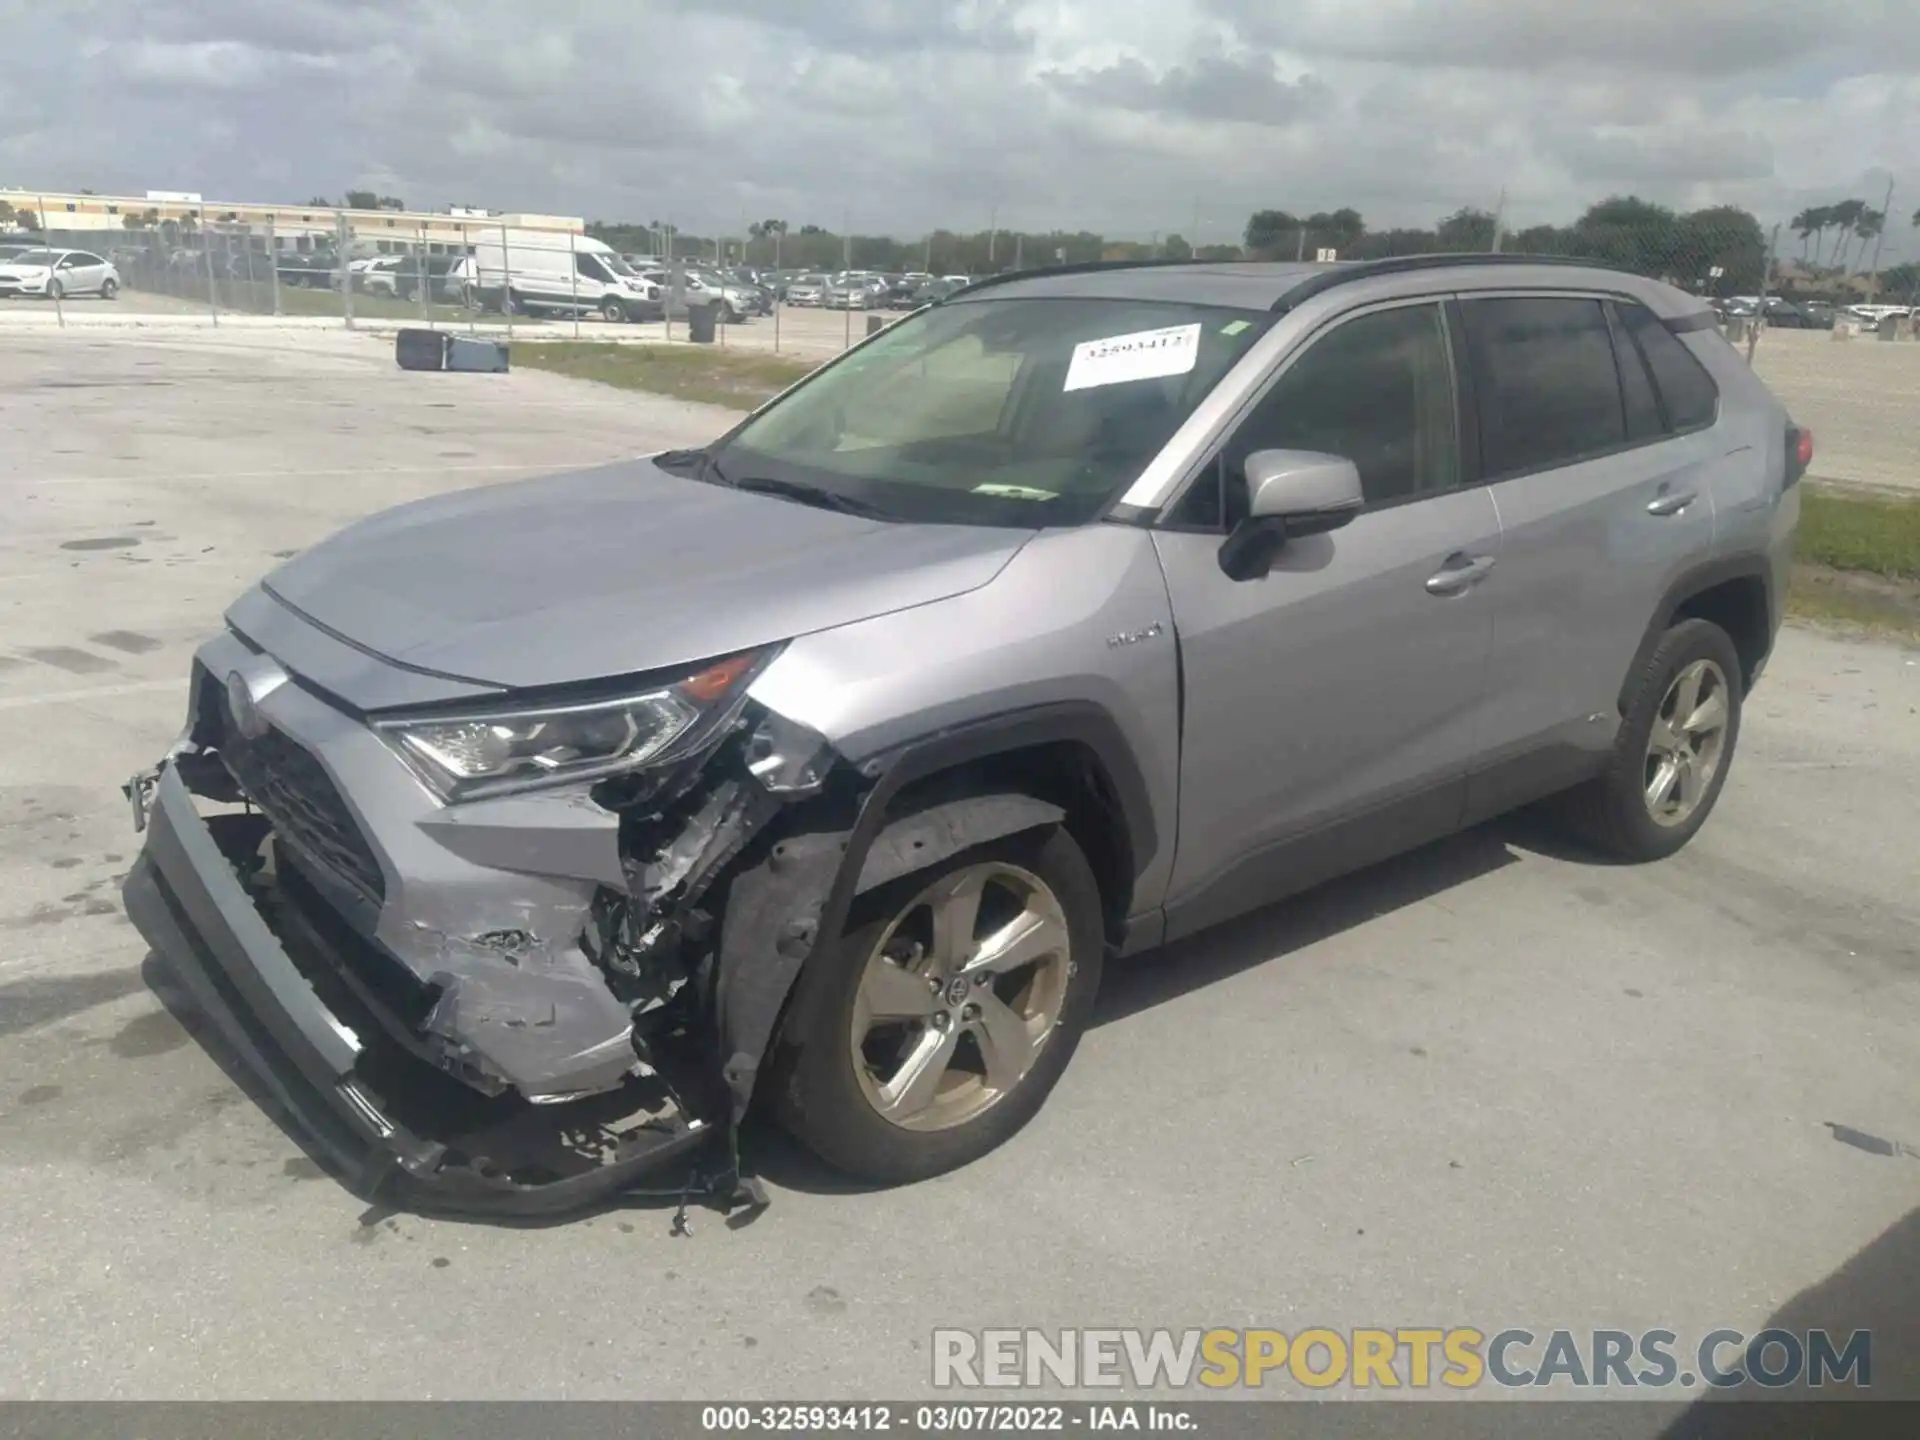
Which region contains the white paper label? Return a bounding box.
[1062,323,1202,392]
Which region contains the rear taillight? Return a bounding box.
[1785,424,1813,487]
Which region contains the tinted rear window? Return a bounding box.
[1619,303,1720,432]
[1610,306,1666,443]
[1460,297,1626,478]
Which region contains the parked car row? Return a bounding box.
[1709,295,1914,330]
[769,269,972,310]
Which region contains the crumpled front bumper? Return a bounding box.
[122,764,722,1216]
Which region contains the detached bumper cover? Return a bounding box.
[122,765,720,1216]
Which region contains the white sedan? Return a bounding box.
[0,248,121,300]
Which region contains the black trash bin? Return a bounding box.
[866,314,885,337]
[687,301,718,344]
[395,328,449,371]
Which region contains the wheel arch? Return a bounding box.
[844,701,1159,947]
[709,701,1157,1125]
[1617,556,1775,714]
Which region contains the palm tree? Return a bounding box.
[1791,207,1821,262]
[1826,199,1868,271]
[1850,208,1886,276]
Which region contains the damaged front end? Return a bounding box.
[121,633,851,1221]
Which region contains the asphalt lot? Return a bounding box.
[1,330,1917,1404]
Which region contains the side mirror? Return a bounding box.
[1218,449,1364,582]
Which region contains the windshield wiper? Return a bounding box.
[729,475,895,521]
[653,447,710,473]
[653,446,732,490]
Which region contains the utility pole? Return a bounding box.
[988,206,998,267]
[1489,187,1508,253]
[1191,197,1201,258]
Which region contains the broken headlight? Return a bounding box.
[375,651,764,803]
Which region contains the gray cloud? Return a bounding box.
[1044,54,1330,127]
[1205,0,1920,77]
[0,0,1913,267]
[1546,125,1777,186]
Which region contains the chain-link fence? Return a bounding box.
[1,194,792,352]
[7,189,1920,437]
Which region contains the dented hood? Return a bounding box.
[255,457,1032,693]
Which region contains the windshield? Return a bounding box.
[599,252,635,276]
[7,249,56,266]
[717,296,1272,527]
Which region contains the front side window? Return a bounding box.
[717,297,1274,527]
[1461,297,1626,478]
[576,254,611,283]
[1224,302,1459,508]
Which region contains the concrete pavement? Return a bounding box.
[1,329,1916,1402]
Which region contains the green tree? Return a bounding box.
[1303,208,1365,254]
[1243,209,1302,255]
[1572,195,1680,277]
[1434,207,1497,251]
[0,199,15,229]
[1506,223,1575,256]
[1673,205,1767,292]
[1879,261,1920,303]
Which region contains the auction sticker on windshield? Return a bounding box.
[1063,323,1201,392]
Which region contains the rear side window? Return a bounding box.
[1609,307,1665,443]
[1460,297,1625,478]
[1618,303,1720,432]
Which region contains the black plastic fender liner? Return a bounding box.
[712,792,1066,1119]
[852,792,1066,895]
[711,703,1152,1128]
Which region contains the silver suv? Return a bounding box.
[122,256,1805,1215]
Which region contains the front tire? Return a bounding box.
[101,278,119,300]
[772,824,1104,1184]
[47,279,63,301]
[599,296,627,323]
[1558,618,1743,861]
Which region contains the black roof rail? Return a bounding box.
[940,256,1228,302]
[1270,251,1627,312]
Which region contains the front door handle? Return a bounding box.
[1646,488,1698,517]
[1425,552,1497,596]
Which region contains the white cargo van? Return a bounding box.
[471,230,663,321]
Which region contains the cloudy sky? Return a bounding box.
[3,0,1918,257]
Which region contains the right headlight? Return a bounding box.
[374,650,765,802]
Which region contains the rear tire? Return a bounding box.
[771,823,1104,1185]
[1557,618,1743,861]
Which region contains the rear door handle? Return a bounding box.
[1425,553,1497,596]
[1646,488,1698,517]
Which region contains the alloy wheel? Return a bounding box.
[850,861,1073,1132]
[1644,658,1730,827]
